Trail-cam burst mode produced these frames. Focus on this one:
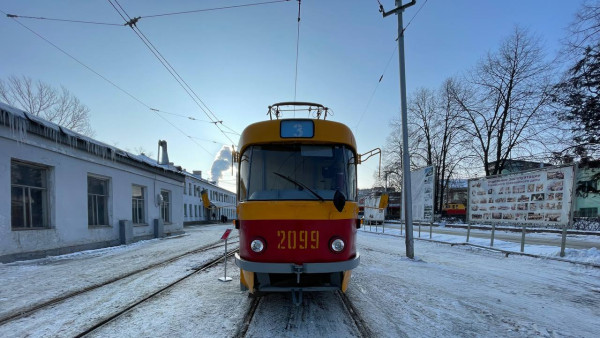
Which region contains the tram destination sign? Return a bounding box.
[467,165,575,226]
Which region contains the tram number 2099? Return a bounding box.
[277,230,319,250]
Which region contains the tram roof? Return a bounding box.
[238,119,357,152]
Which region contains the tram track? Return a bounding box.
[337,290,372,337]
[76,249,239,337]
[0,238,238,326]
[234,294,262,338]
[234,290,371,337]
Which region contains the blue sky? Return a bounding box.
[0,0,586,192]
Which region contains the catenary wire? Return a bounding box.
[4,13,122,26]
[293,0,302,116]
[4,0,291,26]
[402,0,428,34]
[142,0,291,19]
[108,0,238,145]
[354,44,398,129]
[2,8,214,156]
[356,0,429,129]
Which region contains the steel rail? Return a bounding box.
[233,295,262,338]
[0,238,238,325]
[337,291,373,338]
[76,249,239,337]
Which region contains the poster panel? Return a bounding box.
[402,166,435,222]
[467,165,574,226]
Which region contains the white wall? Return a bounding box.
[182,174,236,223]
[0,128,184,259]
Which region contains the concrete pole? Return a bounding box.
[381,0,416,258]
[396,0,414,258]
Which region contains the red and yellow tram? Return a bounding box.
[234,102,361,302]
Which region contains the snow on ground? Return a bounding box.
[0,224,236,321]
[351,231,600,337]
[0,223,599,337]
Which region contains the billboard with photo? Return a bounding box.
[402,166,435,222]
[467,165,575,226]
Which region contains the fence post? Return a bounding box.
[560,225,568,257]
[520,225,526,252]
[466,223,471,242]
[429,220,433,239]
[490,223,496,247]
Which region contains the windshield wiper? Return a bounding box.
[272,172,324,201]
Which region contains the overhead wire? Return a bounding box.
[5,0,293,137]
[141,0,291,19]
[355,0,429,129]
[4,13,122,26]
[354,44,398,130]
[4,0,291,25]
[1,8,214,157]
[293,0,302,112]
[108,0,239,145]
[402,0,428,35]
[149,108,220,123]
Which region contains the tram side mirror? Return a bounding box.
[333,190,346,212]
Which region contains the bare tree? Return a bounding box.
[568,0,600,52]
[403,82,472,213]
[0,75,94,136]
[552,1,600,161]
[450,27,557,176]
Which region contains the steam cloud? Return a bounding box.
[210,145,233,183]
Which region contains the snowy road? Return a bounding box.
[1,224,598,337]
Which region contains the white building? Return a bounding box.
[0,102,185,263]
[183,170,236,224]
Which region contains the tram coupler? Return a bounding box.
[291,289,303,306]
[292,264,303,284]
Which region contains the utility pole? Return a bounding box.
[380,0,416,259]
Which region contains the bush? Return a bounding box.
[572,218,600,231]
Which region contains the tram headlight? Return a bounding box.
[250,239,265,253]
[330,238,345,252]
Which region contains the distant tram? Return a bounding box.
[441,203,466,220]
[233,102,362,303]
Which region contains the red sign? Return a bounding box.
[221,229,233,240]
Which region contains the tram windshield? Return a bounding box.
[239,144,357,201]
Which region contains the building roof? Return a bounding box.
[0,102,184,180]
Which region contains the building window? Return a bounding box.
[188,183,192,195]
[88,175,109,226]
[189,204,192,218]
[160,190,171,223]
[11,160,49,229]
[184,203,187,217]
[195,205,198,217]
[132,185,146,224]
[578,207,598,218]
